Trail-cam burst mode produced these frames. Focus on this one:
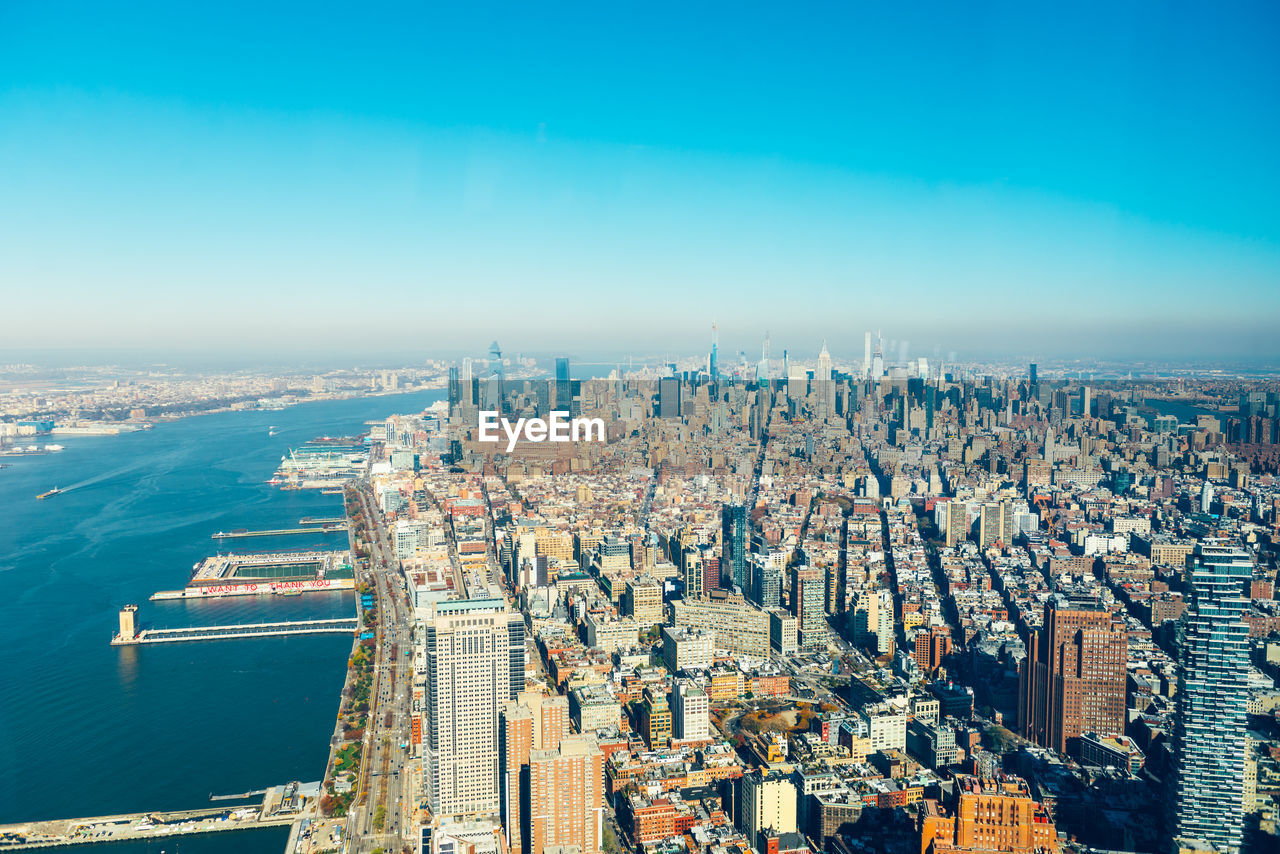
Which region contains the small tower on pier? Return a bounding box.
[118,605,139,642]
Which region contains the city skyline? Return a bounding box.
[2,3,1278,358]
[3,5,1280,851]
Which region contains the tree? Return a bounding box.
[603,824,620,854]
[986,724,1020,755]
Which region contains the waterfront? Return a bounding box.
[0,391,440,849]
[1142,397,1229,430]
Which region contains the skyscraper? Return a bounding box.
[554,356,571,410]
[816,340,831,381]
[448,365,462,412]
[484,341,505,411]
[864,331,872,378]
[1170,543,1251,854]
[425,597,516,819]
[1200,481,1213,515]
[722,503,748,591]
[1018,597,1127,754]
[658,377,680,419]
[709,321,718,379]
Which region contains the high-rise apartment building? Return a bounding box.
[913,625,952,673]
[790,566,826,649]
[640,686,672,750]
[937,500,970,547]
[1018,597,1127,754]
[739,771,798,850]
[528,735,604,854]
[500,690,570,854]
[748,552,781,609]
[978,501,1015,548]
[671,679,710,742]
[850,587,891,655]
[1169,543,1251,854]
[425,598,516,819]
[682,547,704,599]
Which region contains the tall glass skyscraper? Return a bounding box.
[554,356,571,411]
[448,365,461,412]
[1169,542,1251,854]
[484,340,505,411]
[722,503,747,591]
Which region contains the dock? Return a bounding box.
[299,516,346,526]
[0,782,315,850]
[210,789,267,802]
[111,617,360,646]
[212,526,346,539]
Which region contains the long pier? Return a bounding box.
[111,617,360,646]
[210,789,268,802]
[299,516,346,525]
[213,526,346,539]
[0,781,316,850]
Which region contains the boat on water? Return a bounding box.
[36,486,62,500]
[268,425,278,436]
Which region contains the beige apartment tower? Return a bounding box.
[501,689,571,854]
[528,735,605,854]
[424,598,513,820]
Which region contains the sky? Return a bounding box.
[1,1,1278,365]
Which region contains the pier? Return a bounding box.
[299,516,346,525]
[0,782,315,850]
[210,789,268,802]
[111,617,360,646]
[212,526,346,539]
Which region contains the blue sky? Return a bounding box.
[1,1,1278,363]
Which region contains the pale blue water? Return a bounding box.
[0,390,440,850]
[1143,397,1226,430]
